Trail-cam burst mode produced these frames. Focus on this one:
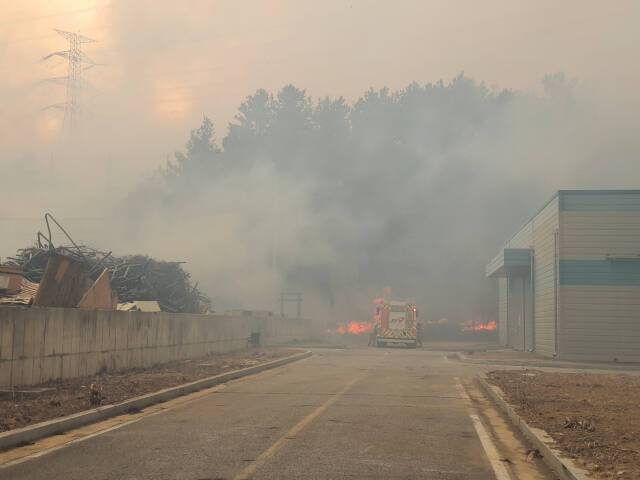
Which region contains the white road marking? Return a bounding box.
[232,375,363,480]
[469,414,512,480]
[455,378,512,480]
[454,376,470,400]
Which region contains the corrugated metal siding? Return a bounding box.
[498,278,508,346]
[523,274,534,351]
[560,211,640,260]
[508,221,533,249]
[508,275,525,350]
[559,286,640,362]
[486,250,505,277]
[532,197,559,356]
[558,191,640,361]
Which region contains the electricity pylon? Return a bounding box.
[42,29,97,135]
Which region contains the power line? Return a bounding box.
[41,29,99,135]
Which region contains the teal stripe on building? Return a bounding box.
[560,260,640,285]
[503,248,531,267]
[560,191,640,212]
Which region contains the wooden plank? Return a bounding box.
[77,269,117,310]
[33,254,91,308]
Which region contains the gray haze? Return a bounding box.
[2,2,640,325]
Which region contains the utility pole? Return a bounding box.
[42,29,98,135]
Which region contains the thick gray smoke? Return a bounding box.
[2,6,639,326]
[2,71,639,326]
[116,74,640,325]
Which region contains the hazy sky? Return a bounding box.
[2,0,639,317]
[2,0,639,159]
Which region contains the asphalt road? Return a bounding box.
[2,348,508,480]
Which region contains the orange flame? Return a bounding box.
[335,321,373,335]
[461,320,497,332]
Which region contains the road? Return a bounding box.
[1,348,550,480]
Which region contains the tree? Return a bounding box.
[167,116,220,181]
[224,89,274,156]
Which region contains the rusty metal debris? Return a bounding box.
[1,213,211,313]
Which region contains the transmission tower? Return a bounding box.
[42,29,97,134]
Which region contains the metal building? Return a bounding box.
[486,190,640,362]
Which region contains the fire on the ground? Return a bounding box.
[460,319,497,332]
[335,321,374,335]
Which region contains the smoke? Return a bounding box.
[2,2,640,327]
[123,162,330,312]
[113,75,640,325]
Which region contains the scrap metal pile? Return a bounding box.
[1,214,211,314]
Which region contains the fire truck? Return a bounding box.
[373,300,418,347]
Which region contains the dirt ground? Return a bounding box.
[0,348,294,434]
[488,370,640,479]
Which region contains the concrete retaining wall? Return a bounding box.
[0,306,313,387]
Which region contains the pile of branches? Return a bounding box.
[3,214,211,314]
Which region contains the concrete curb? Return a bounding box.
[449,352,640,374]
[0,350,312,451]
[478,375,589,480]
[457,353,640,372]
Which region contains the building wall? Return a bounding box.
[0,306,314,387]
[531,197,560,356]
[558,191,640,361]
[507,275,525,350]
[497,222,531,351]
[498,278,508,346]
[497,196,559,354]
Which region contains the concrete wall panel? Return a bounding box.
[0,306,313,387]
